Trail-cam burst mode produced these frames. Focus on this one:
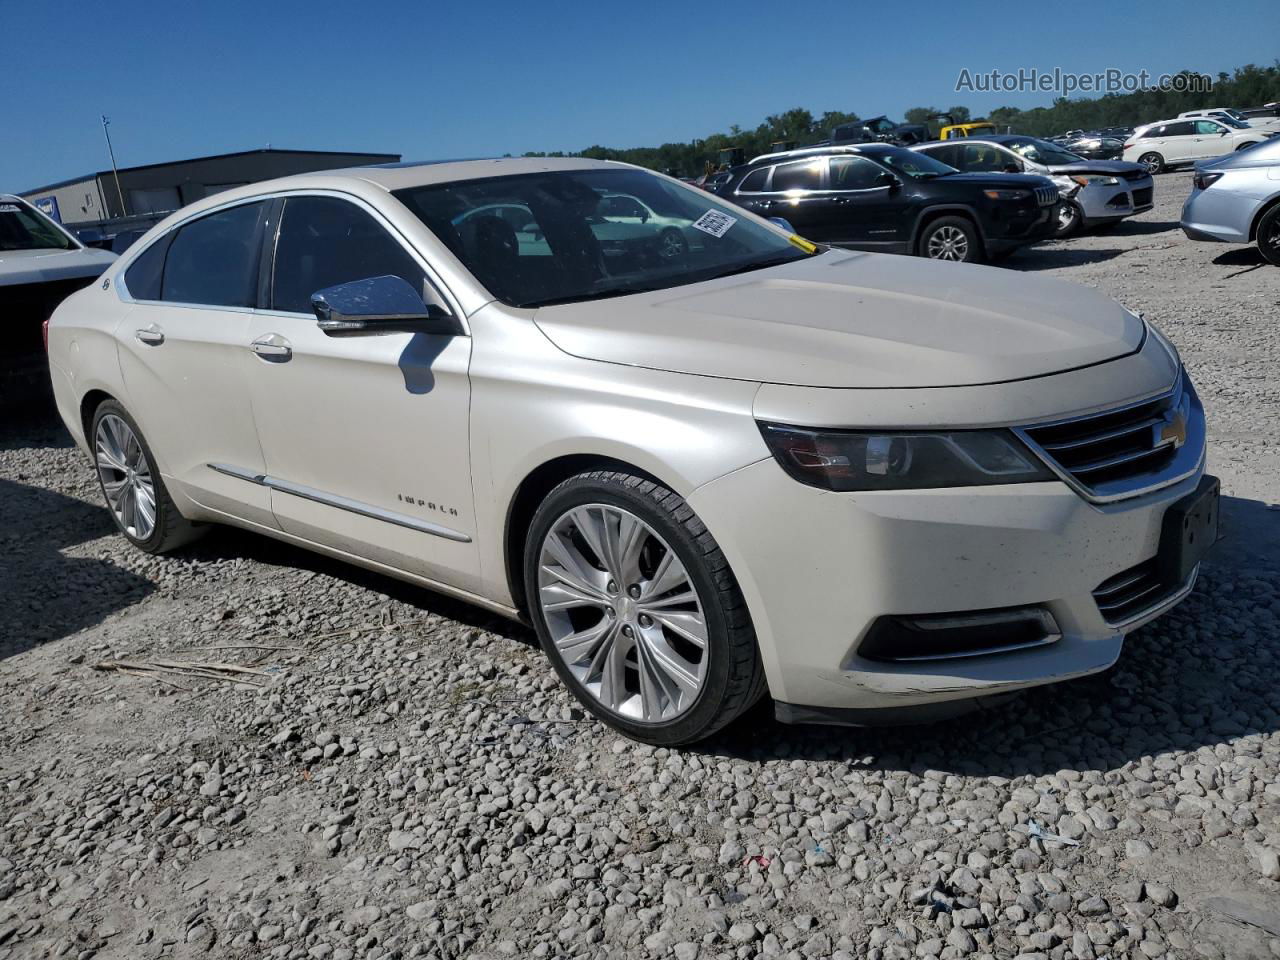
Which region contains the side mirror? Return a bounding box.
[75,228,106,248]
[875,171,900,189]
[767,216,797,234]
[311,275,462,337]
[1003,163,1022,173]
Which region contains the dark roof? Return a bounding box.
[21,147,402,195]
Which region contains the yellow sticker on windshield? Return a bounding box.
[788,234,817,254]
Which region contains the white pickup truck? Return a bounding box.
[1,194,116,409]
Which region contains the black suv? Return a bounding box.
[713,145,1059,263]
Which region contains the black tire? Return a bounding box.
[1257,205,1280,267]
[523,470,766,745]
[1052,201,1083,239]
[90,399,203,554]
[918,215,985,264]
[1139,152,1164,175]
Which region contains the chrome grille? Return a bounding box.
[1017,376,1204,502]
[1093,558,1189,626]
[1034,185,1058,206]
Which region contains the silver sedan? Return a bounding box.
[1181,138,1280,265]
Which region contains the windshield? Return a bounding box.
[0,201,76,252]
[393,168,816,308]
[873,148,957,179]
[1213,114,1248,128]
[1006,137,1085,165]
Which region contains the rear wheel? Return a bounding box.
[1139,152,1164,174]
[91,400,202,553]
[919,216,984,264]
[1257,205,1280,267]
[657,227,688,261]
[524,470,765,745]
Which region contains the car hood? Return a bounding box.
[532,250,1143,389]
[0,247,117,287]
[1042,160,1148,177]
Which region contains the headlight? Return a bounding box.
[1070,175,1121,186]
[983,188,1032,200]
[758,423,1055,491]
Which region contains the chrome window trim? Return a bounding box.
[114,188,469,334]
[208,463,471,543]
[1013,368,1206,504]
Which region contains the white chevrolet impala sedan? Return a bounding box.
[47,158,1217,744]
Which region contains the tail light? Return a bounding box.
[1193,170,1224,190]
[1122,141,1135,150]
[42,317,51,352]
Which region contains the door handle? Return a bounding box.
[135,324,165,346]
[251,334,292,362]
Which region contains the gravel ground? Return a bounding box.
[2,171,1279,960]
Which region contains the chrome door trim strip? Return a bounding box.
[208,463,471,543]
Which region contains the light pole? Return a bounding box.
[101,115,127,218]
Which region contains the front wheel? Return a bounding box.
[919,216,984,263]
[1257,205,1280,267]
[1139,152,1164,174]
[91,400,203,553]
[1052,201,1082,239]
[524,471,765,745]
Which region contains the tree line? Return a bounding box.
[523,63,1280,176]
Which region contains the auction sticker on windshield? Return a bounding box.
[691,209,737,238]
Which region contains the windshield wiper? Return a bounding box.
[693,253,812,283]
[517,284,660,308]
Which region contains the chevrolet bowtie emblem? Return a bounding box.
[1154,410,1187,450]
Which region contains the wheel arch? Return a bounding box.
[1247,192,1280,242]
[503,454,672,617]
[909,204,987,253]
[79,388,116,441]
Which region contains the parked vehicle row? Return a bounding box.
[47,157,1215,743]
[709,143,1058,263]
[912,135,1153,238]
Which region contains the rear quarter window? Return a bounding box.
[123,232,173,301]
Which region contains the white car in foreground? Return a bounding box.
[47,159,1216,744]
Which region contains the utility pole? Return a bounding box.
[101,115,127,218]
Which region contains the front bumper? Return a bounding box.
[689,454,1205,718]
[1075,178,1155,223]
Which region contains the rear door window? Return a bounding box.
[770,159,824,192]
[161,202,267,308]
[270,196,428,314]
[736,167,771,193]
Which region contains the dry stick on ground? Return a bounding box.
[92,659,270,687]
[176,643,303,653]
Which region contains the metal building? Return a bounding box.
[20,148,401,226]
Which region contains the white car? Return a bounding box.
[1178,107,1280,136]
[1,194,116,402]
[1124,118,1268,173]
[47,159,1216,745]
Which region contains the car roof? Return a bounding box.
[913,134,1033,148]
[123,157,642,231]
[748,143,899,165]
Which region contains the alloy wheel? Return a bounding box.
[537,503,707,722]
[95,414,157,540]
[1057,203,1079,234]
[659,230,687,260]
[927,225,969,261]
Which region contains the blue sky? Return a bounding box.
[6,0,1278,190]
